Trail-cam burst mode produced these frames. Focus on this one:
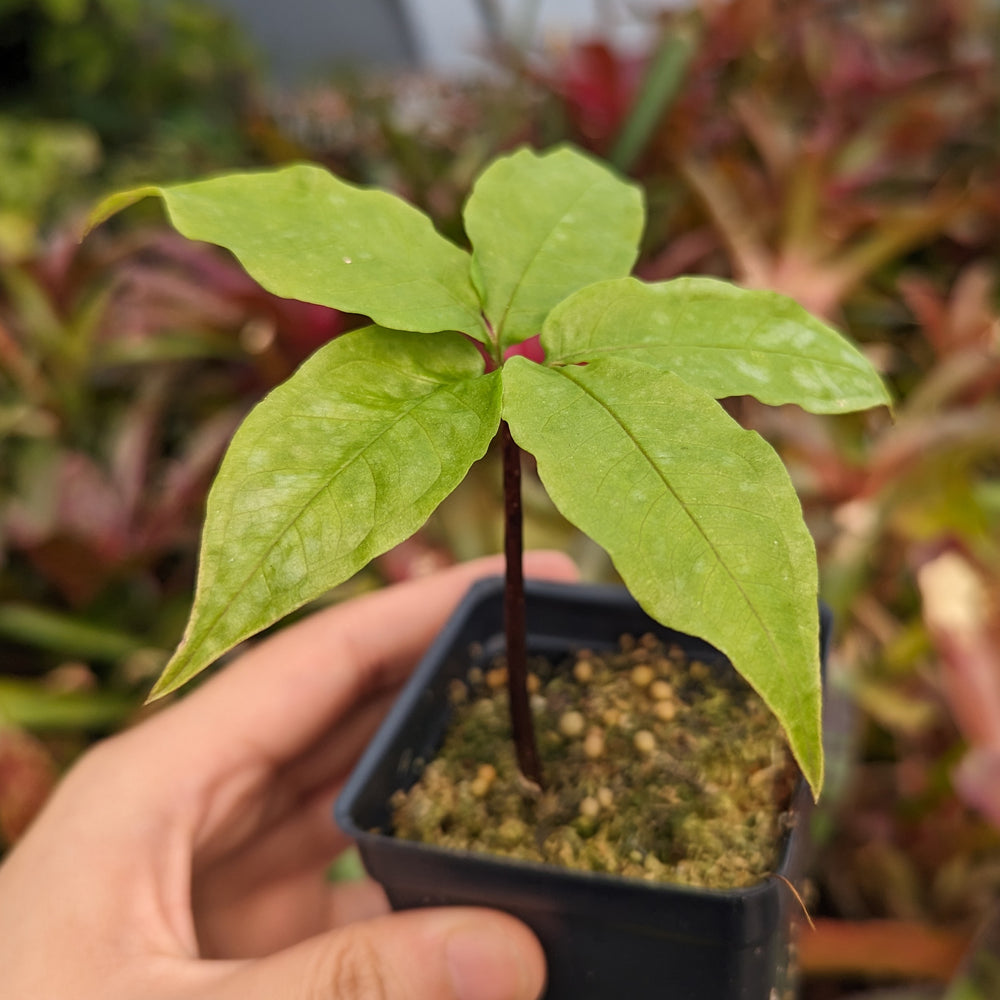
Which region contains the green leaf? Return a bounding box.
[88,165,488,342]
[0,679,134,732]
[607,27,696,173]
[153,327,501,697]
[502,355,823,794]
[464,146,644,353]
[543,276,892,414]
[0,603,144,661]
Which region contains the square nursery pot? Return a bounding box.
[336,577,833,1000]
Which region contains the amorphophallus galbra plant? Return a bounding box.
[88,144,891,798]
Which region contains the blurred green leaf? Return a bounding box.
[327,846,366,883]
[608,26,696,173]
[0,603,144,661]
[37,0,86,22]
[0,679,134,731]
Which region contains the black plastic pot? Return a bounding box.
[336,578,832,1000]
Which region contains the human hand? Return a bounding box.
[0,552,577,999]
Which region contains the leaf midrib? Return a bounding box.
[552,340,873,377]
[555,364,791,671]
[173,381,483,677]
[491,179,604,343]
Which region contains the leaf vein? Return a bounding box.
[558,367,790,666]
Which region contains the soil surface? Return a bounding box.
[391,632,800,889]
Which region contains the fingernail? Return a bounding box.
[445,920,544,1000]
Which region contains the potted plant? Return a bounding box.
[88,144,889,998]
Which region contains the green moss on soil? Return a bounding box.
[391,633,800,890]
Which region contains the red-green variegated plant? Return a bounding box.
[89,145,890,797]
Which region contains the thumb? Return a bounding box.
[207,907,547,1000]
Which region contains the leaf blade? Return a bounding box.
[90,165,487,341]
[502,355,824,794]
[543,276,891,413]
[153,328,500,696]
[464,146,644,352]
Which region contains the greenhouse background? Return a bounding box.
[1,2,999,997]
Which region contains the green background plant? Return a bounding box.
[0,0,253,155]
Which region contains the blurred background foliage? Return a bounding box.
[1,1,999,996]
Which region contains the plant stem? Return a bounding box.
[501,419,544,787]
